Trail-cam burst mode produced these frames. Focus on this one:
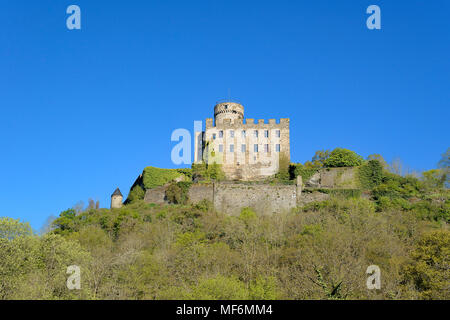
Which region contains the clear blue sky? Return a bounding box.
[0,1,449,230]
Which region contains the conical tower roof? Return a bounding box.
[111,188,123,197]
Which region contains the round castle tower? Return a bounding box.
[214,101,244,125]
[111,188,123,209]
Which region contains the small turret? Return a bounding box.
[111,188,123,209]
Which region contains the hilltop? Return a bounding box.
[0,148,448,300]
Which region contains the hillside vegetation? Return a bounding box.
[0,149,448,300]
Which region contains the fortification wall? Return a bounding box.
[142,167,358,214]
[212,183,296,215]
[143,186,166,204]
[305,167,358,189]
[188,184,214,203]
[144,181,299,214]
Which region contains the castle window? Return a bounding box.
[264,130,269,138]
[254,144,258,152]
[219,144,223,152]
[241,144,246,152]
[230,130,234,138]
[230,144,234,152]
[254,130,258,138]
[276,144,280,152]
[212,133,216,140]
[264,144,269,152]
[219,131,223,138]
[242,130,246,138]
[276,130,280,138]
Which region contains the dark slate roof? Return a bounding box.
[112,188,123,197]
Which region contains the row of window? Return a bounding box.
[213,129,280,139]
[217,144,281,153]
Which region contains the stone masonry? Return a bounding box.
[194,101,290,181]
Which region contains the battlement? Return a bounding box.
[195,101,291,177]
[208,117,290,129]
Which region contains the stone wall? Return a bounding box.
[298,191,331,204]
[143,168,358,215]
[188,184,214,203]
[212,183,297,215]
[144,181,299,214]
[305,167,358,189]
[143,186,166,204]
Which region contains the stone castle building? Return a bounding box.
[194,101,290,180]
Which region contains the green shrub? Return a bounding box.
[358,160,383,190]
[372,172,424,200]
[143,166,189,189]
[188,275,249,300]
[165,181,192,205]
[422,169,446,189]
[128,185,145,203]
[304,150,331,168]
[276,153,290,181]
[192,162,225,181]
[403,230,450,299]
[239,207,257,224]
[193,199,213,212]
[291,163,318,183]
[324,148,363,168]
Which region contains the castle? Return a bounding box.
[111,101,359,212]
[194,101,290,181]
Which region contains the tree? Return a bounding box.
[422,169,445,189]
[367,154,388,169]
[403,230,450,299]
[208,162,225,181]
[323,148,363,168]
[358,160,383,189]
[304,150,330,168]
[0,217,33,240]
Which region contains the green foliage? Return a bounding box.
[291,163,318,183]
[0,217,33,240]
[329,189,362,198]
[208,162,225,181]
[192,162,225,181]
[175,230,207,247]
[2,186,450,300]
[422,169,446,189]
[306,188,362,199]
[366,154,388,169]
[358,160,383,190]
[165,181,192,205]
[403,230,450,299]
[276,153,290,181]
[181,275,249,300]
[143,166,190,189]
[304,150,331,169]
[193,199,213,212]
[324,148,364,168]
[239,207,257,224]
[0,233,91,299]
[372,172,424,200]
[128,185,145,203]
